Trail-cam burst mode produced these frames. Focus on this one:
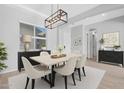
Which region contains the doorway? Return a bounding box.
[87,28,97,61]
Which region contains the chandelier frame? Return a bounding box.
[45,9,68,29]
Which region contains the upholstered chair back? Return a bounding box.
[76,55,86,68]
[40,51,49,56]
[58,57,77,75]
[21,57,44,79]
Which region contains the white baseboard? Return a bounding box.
[0,68,18,75]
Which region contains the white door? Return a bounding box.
[87,29,97,60]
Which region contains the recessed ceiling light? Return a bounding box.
[102,13,105,16]
[85,17,89,20]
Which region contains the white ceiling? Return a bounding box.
[107,15,124,23]
[20,4,99,18]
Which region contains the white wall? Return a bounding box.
[1,5,124,73]
[58,24,71,53]
[86,21,124,54]
[0,5,56,73]
[47,28,57,50]
[58,7,124,58]
[71,25,83,53]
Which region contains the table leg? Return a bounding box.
[50,65,54,88]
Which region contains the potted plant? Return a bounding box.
[99,38,104,50]
[41,44,46,50]
[57,45,66,54]
[0,41,7,71]
[113,45,120,50]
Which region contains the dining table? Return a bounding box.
[30,53,81,88]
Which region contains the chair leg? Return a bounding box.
[25,77,29,89]
[45,75,47,79]
[41,75,47,80]
[32,79,35,89]
[82,67,86,76]
[72,73,76,86]
[74,68,76,71]
[77,68,81,81]
[64,76,67,89]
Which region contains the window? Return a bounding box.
[35,27,46,38]
[34,26,47,49]
[19,22,47,50]
[35,39,46,49]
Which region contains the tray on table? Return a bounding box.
[51,54,66,59]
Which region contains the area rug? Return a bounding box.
[8,66,105,89]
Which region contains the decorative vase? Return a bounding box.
[100,44,104,50]
[57,45,64,55]
[24,43,30,51]
[58,49,63,54]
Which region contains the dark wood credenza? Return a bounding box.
[18,50,51,72]
[98,50,124,66]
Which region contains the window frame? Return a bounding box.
[19,21,47,50]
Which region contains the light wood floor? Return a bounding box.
[0,60,124,89]
[87,61,124,89]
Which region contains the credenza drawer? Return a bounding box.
[98,50,123,65]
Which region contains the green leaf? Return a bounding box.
[0,41,7,71]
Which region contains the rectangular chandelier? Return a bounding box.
[45,9,68,29]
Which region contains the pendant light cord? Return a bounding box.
[51,4,53,15]
[57,4,60,45]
